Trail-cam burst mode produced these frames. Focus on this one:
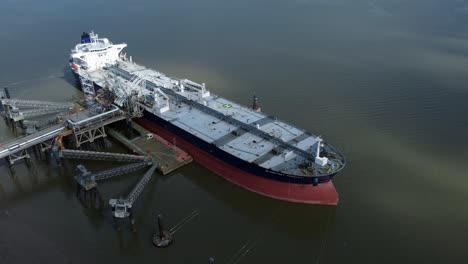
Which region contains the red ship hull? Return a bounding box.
[135,118,339,206]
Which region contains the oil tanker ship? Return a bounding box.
[69,32,346,205]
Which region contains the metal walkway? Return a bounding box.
[0,99,128,163]
[109,164,158,218]
[17,108,70,119]
[0,99,74,109]
[67,105,125,132]
[75,161,153,190]
[61,149,150,162]
[127,164,157,205]
[1,98,74,122]
[0,124,66,160]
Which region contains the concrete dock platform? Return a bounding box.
[108,122,192,175]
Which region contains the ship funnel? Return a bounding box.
[81,32,91,43]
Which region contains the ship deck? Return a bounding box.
[78,60,344,177]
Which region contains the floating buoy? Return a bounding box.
[153,230,173,247]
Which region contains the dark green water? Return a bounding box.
[1,0,468,263]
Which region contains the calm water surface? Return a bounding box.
[0,0,467,263]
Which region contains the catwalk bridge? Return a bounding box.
[0,95,127,164]
[0,124,66,162]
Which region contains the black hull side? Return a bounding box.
[143,109,335,185]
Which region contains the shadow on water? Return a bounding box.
[0,152,67,202]
[79,203,107,230]
[0,183,5,199]
[0,173,60,207]
[181,163,337,239]
[0,155,105,229]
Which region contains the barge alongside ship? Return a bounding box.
[69,32,346,205]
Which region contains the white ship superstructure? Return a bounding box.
[70,32,127,72]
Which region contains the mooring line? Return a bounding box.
[233,241,259,264]
[230,226,269,264]
[226,237,256,264]
[226,205,283,264]
[169,209,199,234]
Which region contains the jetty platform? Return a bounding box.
[108,122,192,175]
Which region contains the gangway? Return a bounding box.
[11,107,70,120]
[0,99,74,109]
[61,149,150,162]
[75,161,152,190]
[1,98,74,122]
[109,164,158,219]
